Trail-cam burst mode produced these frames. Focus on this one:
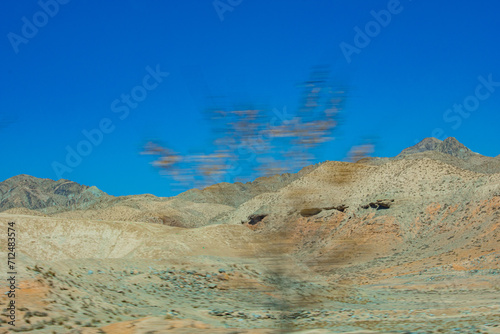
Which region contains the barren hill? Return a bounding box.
[362,137,500,174]
[0,174,111,213]
[398,137,477,159]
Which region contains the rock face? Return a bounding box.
[398,137,476,159]
[0,174,110,213]
[397,137,443,156]
[360,199,394,210]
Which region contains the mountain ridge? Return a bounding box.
[0,174,111,213]
[397,137,477,159]
[359,137,500,174]
[1,137,498,215]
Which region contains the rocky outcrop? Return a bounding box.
[398,137,476,159]
[0,174,111,213]
[361,199,394,210]
[323,204,348,212]
[299,208,322,217]
[244,214,268,225]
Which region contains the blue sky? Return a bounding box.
[1,0,500,197]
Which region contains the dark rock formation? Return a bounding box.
[323,205,348,212]
[361,199,394,210]
[398,137,476,159]
[0,174,110,213]
[244,214,268,225]
[300,208,322,217]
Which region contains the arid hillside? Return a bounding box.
[1,137,499,333]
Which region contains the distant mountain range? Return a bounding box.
[0,174,110,213]
[1,137,499,215]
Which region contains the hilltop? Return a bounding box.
[361,137,500,174]
[0,174,110,213]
